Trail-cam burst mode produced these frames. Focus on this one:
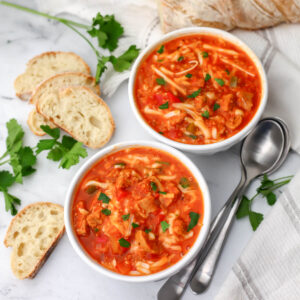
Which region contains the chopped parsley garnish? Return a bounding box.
[157,59,164,62]
[157,45,164,54]
[115,162,126,167]
[202,51,208,58]
[101,208,111,216]
[187,212,200,232]
[150,181,158,191]
[177,56,184,62]
[213,103,220,111]
[156,161,170,165]
[201,110,210,119]
[132,222,139,228]
[214,78,225,86]
[98,192,110,203]
[187,134,197,139]
[187,89,201,98]
[204,73,211,81]
[159,131,164,135]
[161,221,170,232]
[122,214,130,221]
[159,101,169,109]
[86,185,98,194]
[225,69,230,75]
[145,228,152,233]
[180,177,190,188]
[156,77,166,85]
[185,73,192,78]
[119,238,130,248]
[158,191,167,195]
[94,228,99,232]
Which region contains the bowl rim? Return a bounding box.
[128,27,268,153]
[64,140,211,282]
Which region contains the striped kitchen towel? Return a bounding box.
[215,170,300,300]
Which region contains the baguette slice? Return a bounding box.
[28,72,100,136]
[14,51,91,100]
[37,86,115,149]
[27,109,56,136]
[4,202,64,279]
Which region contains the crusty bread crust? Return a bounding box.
[14,51,91,101]
[4,202,65,279]
[30,72,100,104]
[27,109,56,136]
[36,86,115,149]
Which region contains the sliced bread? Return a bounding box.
[4,202,64,279]
[37,86,115,149]
[27,108,56,136]
[14,51,91,100]
[30,72,100,105]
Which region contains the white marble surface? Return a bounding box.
[0,2,300,300]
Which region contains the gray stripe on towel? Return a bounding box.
[233,259,263,300]
[281,190,300,236]
[263,46,276,73]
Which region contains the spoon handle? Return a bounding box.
[157,170,247,300]
[189,176,251,294]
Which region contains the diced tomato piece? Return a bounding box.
[153,94,165,105]
[116,262,132,274]
[95,234,109,244]
[166,92,181,104]
[168,129,182,139]
[117,188,129,200]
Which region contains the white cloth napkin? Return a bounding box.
[215,170,300,300]
[35,0,300,154]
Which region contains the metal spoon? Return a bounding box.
[157,118,289,300]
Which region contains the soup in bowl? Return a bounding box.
[129,28,268,154]
[65,141,210,282]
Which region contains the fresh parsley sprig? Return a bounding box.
[0,1,140,83]
[237,174,293,231]
[0,119,88,215]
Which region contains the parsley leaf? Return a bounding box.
[214,78,225,86]
[187,212,200,232]
[150,181,158,191]
[225,69,230,75]
[249,211,264,231]
[59,142,88,169]
[88,13,124,51]
[177,56,184,62]
[204,73,211,81]
[109,45,140,72]
[180,177,190,188]
[132,222,139,228]
[40,125,60,139]
[98,192,110,203]
[156,77,166,85]
[213,103,220,111]
[202,51,208,58]
[159,101,169,109]
[185,73,192,78]
[161,221,170,232]
[6,119,24,153]
[122,214,130,221]
[0,171,15,189]
[187,89,201,98]
[158,191,167,195]
[145,228,152,233]
[267,192,276,205]
[201,111,209,119]
[62,136,77,150]
[157,45,164,54]
[119,238,130,248]
[3,191,20,216]
[36,139,57,154]
[236,196,250,219]
[47,147,64,162]
[101,208,111,216]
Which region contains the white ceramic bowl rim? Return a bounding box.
[128,27,268,153]
[65,140,211,282]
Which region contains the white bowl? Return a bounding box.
[65,140,211,283]
[128,27,268,155]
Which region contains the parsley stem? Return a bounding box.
[0,159,10,166]
[0,151,8,161]
[0,1,90,29]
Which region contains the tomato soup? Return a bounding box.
[134,34,262,145]
[72,147,204,276]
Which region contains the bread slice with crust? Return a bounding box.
[4,202,65,279]
[14,51,91,100]
[27,108,56,136]
[37,86,115,149]
[28,72,100,136]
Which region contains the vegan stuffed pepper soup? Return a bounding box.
[129,28,267,154]
[65,141,210,282]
